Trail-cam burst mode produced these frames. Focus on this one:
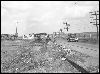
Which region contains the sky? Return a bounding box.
[1,1,99,36]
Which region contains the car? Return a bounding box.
[67,33,78,42]
[34,33,42,42]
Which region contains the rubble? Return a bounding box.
[1,38,99,73]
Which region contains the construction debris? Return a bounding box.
[1,38,99,73]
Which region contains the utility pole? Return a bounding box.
[60,29,62,33]
[63,22,70,31]
[15,21,19,39]
[89,11,99,40]
[64,27,69,31]
[59,29,63,37]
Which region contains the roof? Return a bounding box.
[35,33,47,35]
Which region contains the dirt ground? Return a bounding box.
[1,39,99,73]
[55,38,99,72]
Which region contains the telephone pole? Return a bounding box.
[90,11,99,40]
[15,21,19,38]
[60,29,62,33]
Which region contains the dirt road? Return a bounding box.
[55,38,99,73]
[56,38,99,58]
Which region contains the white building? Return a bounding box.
[23,33,35,39]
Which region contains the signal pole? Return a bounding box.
[64,27,69,31]
[90,11,99,40]
[63,22,70,31]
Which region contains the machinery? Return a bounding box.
[34,33,42,42]
[67,33,78,42]
[34,33,51,43]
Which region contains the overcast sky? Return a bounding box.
[1,1,99,36]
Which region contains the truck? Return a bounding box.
[67,33,78,42]
[34,33,49,42]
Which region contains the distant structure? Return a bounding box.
[23,33,35,39]
[14,26,18,39]
[1,26,19,40]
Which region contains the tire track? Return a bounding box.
[46,41,89,73]
[65,58,89,73]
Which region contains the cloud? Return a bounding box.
[63,5,93,18]
[1,1,99,35]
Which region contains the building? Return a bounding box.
[23,33,35,39]
[1,26,19,40]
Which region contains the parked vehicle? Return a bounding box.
[67,33,78,42]
[34,33,46,42]
[34,33,51,43]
